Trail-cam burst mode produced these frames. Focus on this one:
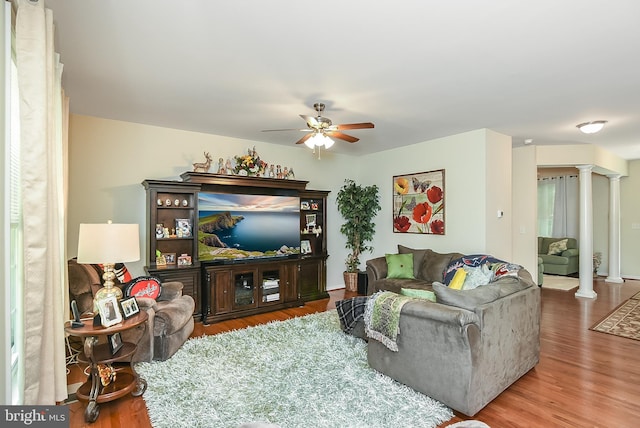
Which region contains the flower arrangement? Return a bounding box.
[233,146,266,176]
[593,252,602,274]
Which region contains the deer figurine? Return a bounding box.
[192,152,213,173]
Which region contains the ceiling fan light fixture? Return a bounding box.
[577,120,607,134]
[305,133,334,149]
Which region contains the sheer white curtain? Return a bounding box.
[537,175,579,239]
[14,0,68,404]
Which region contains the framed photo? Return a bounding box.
[300,240,312,254]
[108,332,123,355]
[165,252,176,264]
[156,255,167,266]
[97,296,122,327]
[300,201,310,210]
[177,254,192,266]
[305,214,316,227]
[175,218,192,238]
[393,169,445,235]
[119,296,140,319]
[155,223,164,238]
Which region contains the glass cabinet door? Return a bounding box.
[233,271,256,308]
[261,269,281,304]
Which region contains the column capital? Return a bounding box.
[606,173,622,180]
[576,164,594,172]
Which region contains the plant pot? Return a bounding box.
[343,271,358,292]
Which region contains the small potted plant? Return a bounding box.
[336,179,381,291]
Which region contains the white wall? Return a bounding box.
[621,160,640,279]
[358,129,513,260]
[67,114,358,290]
[484,129,513,260]
[512,145,539,279]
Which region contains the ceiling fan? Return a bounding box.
[262,102,375,147]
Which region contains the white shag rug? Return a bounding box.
[542,274,579,291]
[136,311,453,428]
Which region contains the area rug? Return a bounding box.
[136,311,453,428]
[542,274,579,291]
[590,292,640,341]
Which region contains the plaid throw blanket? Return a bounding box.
[364,291,413,352]
[336,296,369,334]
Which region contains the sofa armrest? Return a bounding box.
[402,300,479,327]
[366,257,388,282]
[158,281,184,301]
[562,248,579,257]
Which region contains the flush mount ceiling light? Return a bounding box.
[577,120,608,134]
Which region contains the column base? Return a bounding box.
[605,276,624,283]
[575,289,597,299]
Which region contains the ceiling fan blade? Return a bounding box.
[295,133,314,145]
[300,114,320,128]
[334,122,375,130]
[262,128,312,132]
[326,131,359,143]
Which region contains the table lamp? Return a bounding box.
[77,221,140,307]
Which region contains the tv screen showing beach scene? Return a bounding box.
[198,192,301,262]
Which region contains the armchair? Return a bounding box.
[68,258,195,362]
[538,237,579,276]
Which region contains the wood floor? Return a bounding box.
[66,278,640,427]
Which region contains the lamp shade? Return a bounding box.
[77,223,140,264]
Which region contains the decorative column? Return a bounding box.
[575,165,596,299]
[606,174,624,283]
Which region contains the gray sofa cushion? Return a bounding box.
[432,282,501,311]
[419,250,464,282]
[397,245,463,282]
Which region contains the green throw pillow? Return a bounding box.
[385,253,415,279]
[400,287,436,302]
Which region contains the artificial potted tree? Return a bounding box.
[336,179,381,291]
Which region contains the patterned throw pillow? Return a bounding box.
[461,264,494,290]
[547,239,568,255]
[123,276,162,300]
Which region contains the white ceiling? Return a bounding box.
[44,0,640,159]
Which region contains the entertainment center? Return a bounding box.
[142,173,329,324]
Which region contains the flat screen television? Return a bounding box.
[198,192,300,262]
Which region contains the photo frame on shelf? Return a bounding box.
[305,214,316,227]
[108,332,123,355]
[155,223,164,238]
[300,240,312,254]
[175,218,192,238]
[97,296,122,328]
[392,169,445,235]
[156,254,167,266]
[300,201,310,210]
[119,296,140,319]
[165,252,176,264]
[177,254,192,266]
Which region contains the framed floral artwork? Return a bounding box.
[393,169,445,234]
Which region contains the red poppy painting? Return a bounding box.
[392,169,445,234]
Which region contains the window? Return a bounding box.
[6,10,24,405]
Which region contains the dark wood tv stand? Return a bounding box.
[142,173,329,324]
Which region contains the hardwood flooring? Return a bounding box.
[66,278,640,427]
